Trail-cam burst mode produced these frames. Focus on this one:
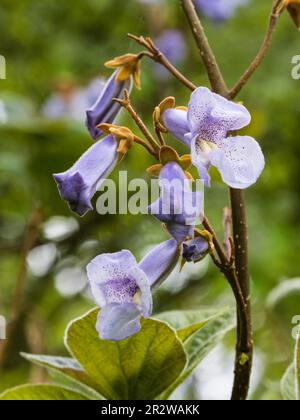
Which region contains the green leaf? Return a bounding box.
[281,365,296,400]
[281,333,300,400]
[65,308,187,400]
[160,308,235,399]
[21,353,103,400]
[157,308,230,342]
[0,385,88,400]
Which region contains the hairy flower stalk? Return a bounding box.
[87,240,180,341]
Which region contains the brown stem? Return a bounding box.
[229,0,282,99]
[128,34,197,91]
[229,189,253,400]
[179,0,255,400]
[114,89,160,156]
[180,0,228,96]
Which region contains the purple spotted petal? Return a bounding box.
[209,135,265,189]
[138,239,180,288]
[187,87,251,143]
[86,250,138,307]
[148,162,203,242]
[96,303,141,341]
[162,108,191,147]
[53,135,118,216]
[191,137,213,187]
[86,70,133,140]
[182,237,209,262]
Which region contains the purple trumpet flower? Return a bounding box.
[53,135,118,217]
[149,162,203,243]
[86,70,133,140]
[182,237,209,263]
[194,0,249,22]
[162,87,265,189]
[87,239,180,341]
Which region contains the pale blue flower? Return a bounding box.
[87,240,180,340]
[163,87,265,189]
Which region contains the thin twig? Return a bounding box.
[128,33,197,92]
[229,188,253,400]
[202,216,228,267]
[230,0,283,99]
[114,89,160,157]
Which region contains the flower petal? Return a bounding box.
[191,137,212,187]
[53,135,118,216]
[87,250,138,307]
[96,303,141,341]
[162,108,191,146]
[209,135,265,189]
[166,223,195,244]
[138,239,180,288]
[86,70,133,140]
[187,87,216,136]
[187,87,251,143]
[148,162,203,241]
[210,92,251,132]
[129,266,153,317]
[182,237,209,263]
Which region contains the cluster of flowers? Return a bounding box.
[53,47,264,341]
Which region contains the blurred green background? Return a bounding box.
[0,0,299,400]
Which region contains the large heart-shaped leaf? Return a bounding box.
[160,308,235,399]
[21,353,103,400]
[0,385,88,400]
[281,333,300,400]
[65,308,187,400]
